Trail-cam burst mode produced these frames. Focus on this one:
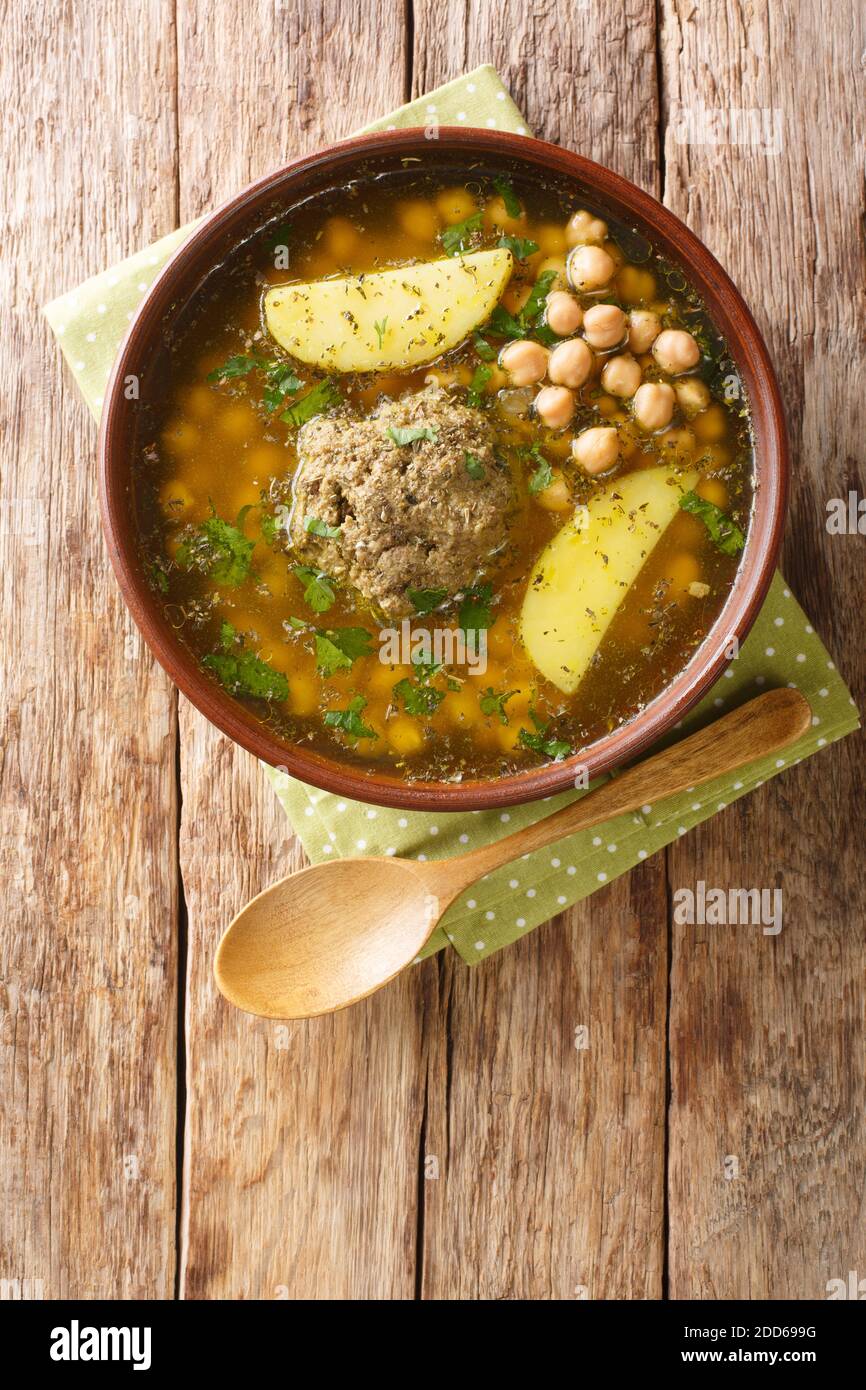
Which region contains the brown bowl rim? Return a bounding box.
[98,127,788,811]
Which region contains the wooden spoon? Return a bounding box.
[215,688,810,1019]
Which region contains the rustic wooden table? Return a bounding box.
[3,0,864,1301]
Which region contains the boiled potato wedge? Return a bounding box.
[264,248,513,373]
[521,464,699,693]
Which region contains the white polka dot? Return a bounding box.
[516,917,526,928]
[322,843,333,853]
[811,715,821,726]
[466,899,476,909]
[805,624,813,634]
[398,817,407,828]
[607,843,617,853]
[713,698,724,708]
[551,857,560,868]
[56,324,66,335]
[516,125,527,135]
[474,940,485,951]
[724,669,734,679]
[304,805,314,816]
[818,738,827,747]
[755,676,765,686]
[366,808,377,819]
[429,825,438,836]
[818,687,828,698]
[717,802,726,811]
[765,647,775,657]
[96,303,106,314]
[557,895,566,905]
[486,117,496,127]
[597,871,607,882]
[592,835,602,846]
[827,660,835,670]
[567,866,576,875]
[775,758,785,768]
[328,831,336,841]
[691,803,701,812]
[526,888,536,898]
[783,588,791,598]
[641,804,652,815]
[509,878,519,889]
[336,802,346,812]
[795,653,806,663]
[457,111,466,121]
[74,361,85,371]
[637,849,648,860]
[467,82,476,92]
[137,282,147,292]
[496,91,506,100]
[385,847,396,856]
[500,813,510,823]
[484,910,495,921]
[459,833,468,843]
[356,839,366,850]
[85,331,96,343]
[774,616,784,626]
[733,781,743,790]
[677,826,687,836]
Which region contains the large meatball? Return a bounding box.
[288,385,511,617]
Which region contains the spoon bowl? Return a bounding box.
[215,857,439,1018]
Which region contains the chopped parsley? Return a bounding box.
[488,268,557,340]
[464,452,486,481]
[679,490,745,556]
[440,212,483,256]
[492,175,522,219]
[206,353,265,383]
[176,505,255,588]
[304,516,341,539]
[281,378,341,426]
[393,677,446,717]
[202,622,289,702]
[386,424,438,446]
[293,565,336,613]
[407,586,448,615]
[373,318,388,349]
[479,687,519,725]
[314,625,374,677]
[323,695,377,742]
[466,364,493,407]
[472,331,497,361]
[458,582,494,633]
[527,447,553,495]
[263,363,303,411]
[497,233,539,260]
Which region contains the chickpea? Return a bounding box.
[573,426,621,475]
[161,419,199,456]
[534,385,576,430]
[652,328,701,375]
[536,223,568,255]
[160,479,195,515]
[567,243,615,292]
[534,468,572,511]
[657,426,697,464]
[324,216,360,259]
[565,208,609,247]
[628,308,662,354]
[601,353,642,398]
[396,198,441,241]
[583,303,627,350]
[183,384,215,421]
[499,339,549,386]
[548,337,593,388]
[616,266,657,304]
[693,403,728,443]
[674,377,711,417]
[388,717,425,757]
[696,476,729,510]
[482,194,525,235]
[435,187,477,224]
[633,381,675,432]
[535,254,569,290]
[545,289,583,337]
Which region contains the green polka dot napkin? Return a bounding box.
[44,65,859,964]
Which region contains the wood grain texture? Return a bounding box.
[174,0,425,1299]
[412,0,669,1300]
[660,0,866,1298]
[0,0,179,1297]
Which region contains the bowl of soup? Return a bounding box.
[99,129,788,810]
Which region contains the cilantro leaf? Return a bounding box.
[527,448,553,494]
[479,687,519,725]
[458,582,494,633]
[520,269,558,329]
[493,176,522,219]
[386,424,438,446]
[679,490,746,556]
[323,695,377,742]
[487,304,524,338]
[304,516,341,539]
[518,726,572,760]
[467,364,493,407]
[203,625,288,701]
[441,212,483,256]
[177,507,255,588]
[464,452,486,481]
[314,626,374,676]
[473,331,497,361]
[393,677,446,717]
[487,269,558,342]
[263,363,303,411]
[407,586,448,615]
[293,565,336,613]
[206,354,265,383]
[497,233,539,260]
[281,378,341,426]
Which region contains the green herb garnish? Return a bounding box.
[203,623,289,702]
[518,727,571,760]
[293,565,336,613]
[472,331,497,361]
[373,318,388,349]
[281,378,341,426]
[679,490,745,556]
[263,363,303,411]
[206,354,265,383]
[314,626,374,677]
[497,233,539,260]
[527,448,553,494]
[493,176,521,219]
[323,695,377,742]
[458,582,494,633]
[466,364,493,407]
[393,677,446,717]
[464,452,486,481]
[407,586,448,615]
[479,687,519,725]
[386,424,439,446]
[488,268,557,341]
[304,516,341,540]
[176,505,255,588]
[441,212,483,256]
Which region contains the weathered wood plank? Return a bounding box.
[175,0,425,1300]
[412,0,668,1300]
[0,0,179,1298]
[661,0,866,1298]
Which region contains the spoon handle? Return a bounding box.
[426,689,811,902]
